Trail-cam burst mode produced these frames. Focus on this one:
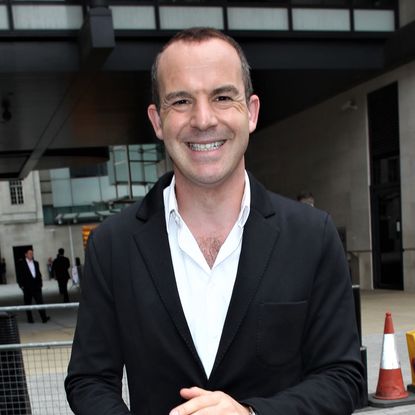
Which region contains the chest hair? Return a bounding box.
[196,235,225,268]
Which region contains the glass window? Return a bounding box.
[70,163,108,178]
[9,180,24,205]
[353,0,395,8]
[71,177,101,205]
[0,5,9,30]
[228,7,289,31]
[292,0,348,5]
[12,5,83,30]
[110,5,155,30]
[144,162,158,183]
[115,160,128,183]
[50,168,70,179]
[159,6,223,30]
[292,8,350,30]
[354,9,394,31]
[99,176,117,201]
[51,178,72,207]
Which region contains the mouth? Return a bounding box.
[187,140,225,152]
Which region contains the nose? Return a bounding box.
[190,98,218,130]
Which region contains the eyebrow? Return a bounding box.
[211,85,240,97]
[163,91,192,104]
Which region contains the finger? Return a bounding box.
[170,391,218,415]
[180,386,210,400]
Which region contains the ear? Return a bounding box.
[147,104,164,141]
[247,94,260,134]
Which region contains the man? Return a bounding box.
[66,28,364,414]
[17,248,50,323]
[52,248,71,302]
[297,190,315,207]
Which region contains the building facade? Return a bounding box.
[247,59,415,291]
[0,144,169,284]
[1,0,415,291]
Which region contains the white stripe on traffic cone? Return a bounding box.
[374,312,408,400]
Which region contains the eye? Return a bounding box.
[215,95,232,102]
[173,99,190,106]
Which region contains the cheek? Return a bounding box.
[161,112,185,134]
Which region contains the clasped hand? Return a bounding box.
[169,387,250,415]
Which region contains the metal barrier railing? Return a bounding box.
[0,304,130,415]
[0,342,73,415]
[1,291,368,412]
[0,303,79,313]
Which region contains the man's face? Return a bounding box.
[148,38,259,189]
[25,250,33,260]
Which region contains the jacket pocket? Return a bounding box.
[256,301,308,366]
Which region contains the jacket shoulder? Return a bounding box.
[249,172,328,228]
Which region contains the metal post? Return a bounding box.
[352,284,368,408]
[126,145,133,200]
[68,224,75,266]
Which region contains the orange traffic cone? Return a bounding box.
[373,312,408,400]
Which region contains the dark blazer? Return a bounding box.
[52,255,71,282]
[66,173,365,415]
[17,258,43,292]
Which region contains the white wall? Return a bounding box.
[247,60,415,291]
[398,63,415,291]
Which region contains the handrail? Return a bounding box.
[0,340,73,351]
[0,302,79,312]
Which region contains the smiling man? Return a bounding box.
[66,28,365,415]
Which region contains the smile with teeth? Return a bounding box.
[187,141,225,151]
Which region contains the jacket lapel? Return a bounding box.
[211,175,281,375]
[132,174,205,375]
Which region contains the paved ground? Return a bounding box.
[1,280,415,414]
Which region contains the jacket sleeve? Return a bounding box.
[36,262,43,286]
[65,231,131,414]
[16,261,24,288]
[241,215,365,414]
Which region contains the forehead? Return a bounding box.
[157,38,242,80]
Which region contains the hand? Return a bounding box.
[169,386,250,415]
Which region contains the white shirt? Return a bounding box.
[163,173,251,377]
[26,259,36,278]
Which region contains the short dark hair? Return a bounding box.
[58,248,64,255]
[151,27,253,111]
[297,191,314,201]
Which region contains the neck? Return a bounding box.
[175,170,246,229]
[174,168,246,268]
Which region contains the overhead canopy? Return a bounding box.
[1,2,415,180]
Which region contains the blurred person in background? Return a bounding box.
[17,248,50,323]
[52,248,71,303]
